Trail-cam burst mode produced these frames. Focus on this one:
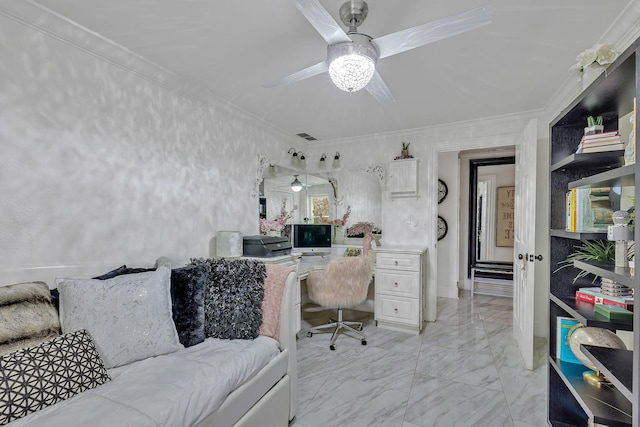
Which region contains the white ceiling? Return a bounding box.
[33,0,631,142]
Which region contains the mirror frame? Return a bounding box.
[467,156,515,277]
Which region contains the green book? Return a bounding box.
[594,304,633,320]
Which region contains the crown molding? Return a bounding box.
[316,109,542,149]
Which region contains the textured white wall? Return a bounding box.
[0,14,294,277]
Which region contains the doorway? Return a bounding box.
[468,156,516,294]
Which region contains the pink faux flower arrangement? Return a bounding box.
[320,206,351,227]
[260,198,297,233]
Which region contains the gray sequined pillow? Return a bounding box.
[56,264,182,368]
[191,259,266,340]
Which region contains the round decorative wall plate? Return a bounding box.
[437,216,448,240]
[438,179,448,204]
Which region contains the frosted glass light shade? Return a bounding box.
[291,175,303,192]
[329,54,375,93]
[216,231,243,257]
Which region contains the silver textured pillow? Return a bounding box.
[56,264,182,368]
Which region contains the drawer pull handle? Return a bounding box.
[394,308,399,313]
[394,282,399,287]
[394,261,399,266]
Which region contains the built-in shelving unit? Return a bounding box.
[547,38,639,427]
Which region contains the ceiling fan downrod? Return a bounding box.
[339,0,368,32]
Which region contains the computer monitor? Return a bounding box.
[292,224,332,254]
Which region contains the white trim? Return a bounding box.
[477,174,497,261]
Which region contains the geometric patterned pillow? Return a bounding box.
[0,330,110,425]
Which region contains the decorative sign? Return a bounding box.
[496,186,515,247]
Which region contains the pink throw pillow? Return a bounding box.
[259,264,293,340]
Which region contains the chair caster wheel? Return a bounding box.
[330,344,336,351]
[361,340,367,346]
[307,332,313,337]
[358,325,363,331]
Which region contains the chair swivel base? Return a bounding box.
[306,309,366,350]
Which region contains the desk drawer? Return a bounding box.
[375,269,419,297]
[375,295,419,325]
[376,253,420,271]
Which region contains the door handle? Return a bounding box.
[518,253,525,260]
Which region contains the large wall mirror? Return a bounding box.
[255,156,384,238]
[468,156,516,274]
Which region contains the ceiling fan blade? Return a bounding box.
[366,71,395,105]
[263,61,329,89]
[294,0,352,45]
[373,6,491,59]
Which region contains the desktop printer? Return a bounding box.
[243,235,292,258]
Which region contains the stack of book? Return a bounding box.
[575,131,624,153]
[594,304,633,320]
[576,286,634,310]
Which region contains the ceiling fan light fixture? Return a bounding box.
[329,53,375,93]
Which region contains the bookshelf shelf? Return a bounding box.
[550,151,624,172]
[548,36,639,426]
[573,260,635,288]
[550,357,633,426]
[550,294,633,331]
[550,229,608,240]
[581,345,633,401]
[568,164,635,189]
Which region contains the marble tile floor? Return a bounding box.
[291,292,547,427]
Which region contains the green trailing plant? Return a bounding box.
[586,115,603,127]
[554,240,615,283]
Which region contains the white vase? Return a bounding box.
[582,64,605,91]
[333,226,344,244]
[268,230,281,237]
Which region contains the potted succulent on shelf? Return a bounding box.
[584,115,604,135]
[401,142,410,158]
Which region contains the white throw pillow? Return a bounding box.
[56,263,182,368]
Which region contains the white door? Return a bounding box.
[513,119,539,370]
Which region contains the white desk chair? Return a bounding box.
[306,256,371,350]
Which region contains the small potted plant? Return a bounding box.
[584,115,604,135]
[554,240,615,283]
[401,142,410,158]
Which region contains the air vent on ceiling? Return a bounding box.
[296,132,317,141]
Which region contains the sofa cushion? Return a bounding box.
[0,282,60,356]
[191,258,266,340]
[92,264,207,347]
[56,264,182,368]
[0,329,110,425]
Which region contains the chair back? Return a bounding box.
[307,256,371,308]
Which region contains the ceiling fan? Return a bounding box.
[264,0,491,104]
